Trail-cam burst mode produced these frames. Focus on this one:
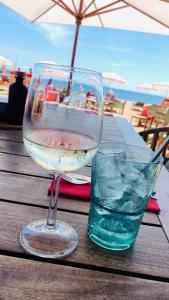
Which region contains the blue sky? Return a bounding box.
[0,3,169,91]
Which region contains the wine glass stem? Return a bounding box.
[47,174,61,228]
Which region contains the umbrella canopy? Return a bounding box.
[103,72,127,86]
[37,60,59,65]
[42,68,68,79]
[137,83,169,98]
[2,0,169,68]
[152,82,169,97]
[136,83,163,93]
[0,55,12,66]
[152,82,169,89]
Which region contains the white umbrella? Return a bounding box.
[37,60,59,65]
[152,82,169,97]
[137,83,169,98]
[42,68,68,79]
[2,0,169,68]
[0,55,12,66]
[103,72,127,86]
[136,84,162,93]
[152,82,169,89]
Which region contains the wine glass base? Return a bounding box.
[20,219,78,258]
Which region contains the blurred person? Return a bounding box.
[44,79,58,102]
[105,89,116,101]
[26,68,32,78]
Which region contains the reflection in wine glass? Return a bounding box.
[20,63,103,258]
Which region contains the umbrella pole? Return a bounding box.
[70,18,81,68]
[66,18,81,95]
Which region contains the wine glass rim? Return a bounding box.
[34,62,102,77]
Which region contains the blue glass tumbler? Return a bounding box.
[88,143,163,251]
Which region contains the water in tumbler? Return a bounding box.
[88,198,145,250]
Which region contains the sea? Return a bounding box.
[2,68,165,105]
[0,76,164,105]
[104,87,164,105]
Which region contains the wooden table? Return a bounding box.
[0,116,169,299]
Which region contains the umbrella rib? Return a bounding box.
[93,2,103,27]
[31,3,57,22]
[52,0,67,10]
[82,0,96,15]
[77,0,84,15]
[53,0,75,16]
[85,4,128,18]
[71,0,78,14]
[123,0,169,29]
[83,0,122,18]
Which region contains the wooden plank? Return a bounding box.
[0,121,161,224]
[0,152,49,177]
[0,116,124,146]
[115,116,147,148]
[142,211,160,225]
[0,133,122,157]
[0,129,22,142]
[101,116,124,143]
[0,201,168,278]
[0,117,123,172]
[1,255,169,300]
[0,171,160,225]
[0,139,27,156]
[0,152,91,179]
[0,171,90,214]
[0,116,121,139]
[155,167,169,240]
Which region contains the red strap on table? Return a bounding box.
[48,178,160,212]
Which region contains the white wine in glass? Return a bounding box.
[20,63,103,258]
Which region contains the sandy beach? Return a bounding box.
[106,100,145,133]
[123,100,143,132]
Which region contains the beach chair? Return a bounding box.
[131,105,161,129]
[86,97,97,110]
[139,126,169,164]
[152,109,169,127]
[131,101,145,112]
[159,98,169,109]
[111,100,126,114]
[103,99,113,112]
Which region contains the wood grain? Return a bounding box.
[0,118,123,165]
[0,152,91,178]
[0,129,22,142]
[0,139,27,156]
[1,255,169,300]
[156,167,169,240]
[115,116,147,148]
[0,116,124,142]
[0,171,160,225]
[0,113,169,297]
[0,201,168,278]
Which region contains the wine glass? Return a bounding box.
[20,63,103,258]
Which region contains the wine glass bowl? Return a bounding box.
[20,63,103,258]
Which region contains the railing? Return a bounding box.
[139,127,169,163]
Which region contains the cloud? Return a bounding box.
[89,43,132,53]
[0,44,34,60]
[105,45,132,53]
[110,61,133,67]
[38,23,73,46]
